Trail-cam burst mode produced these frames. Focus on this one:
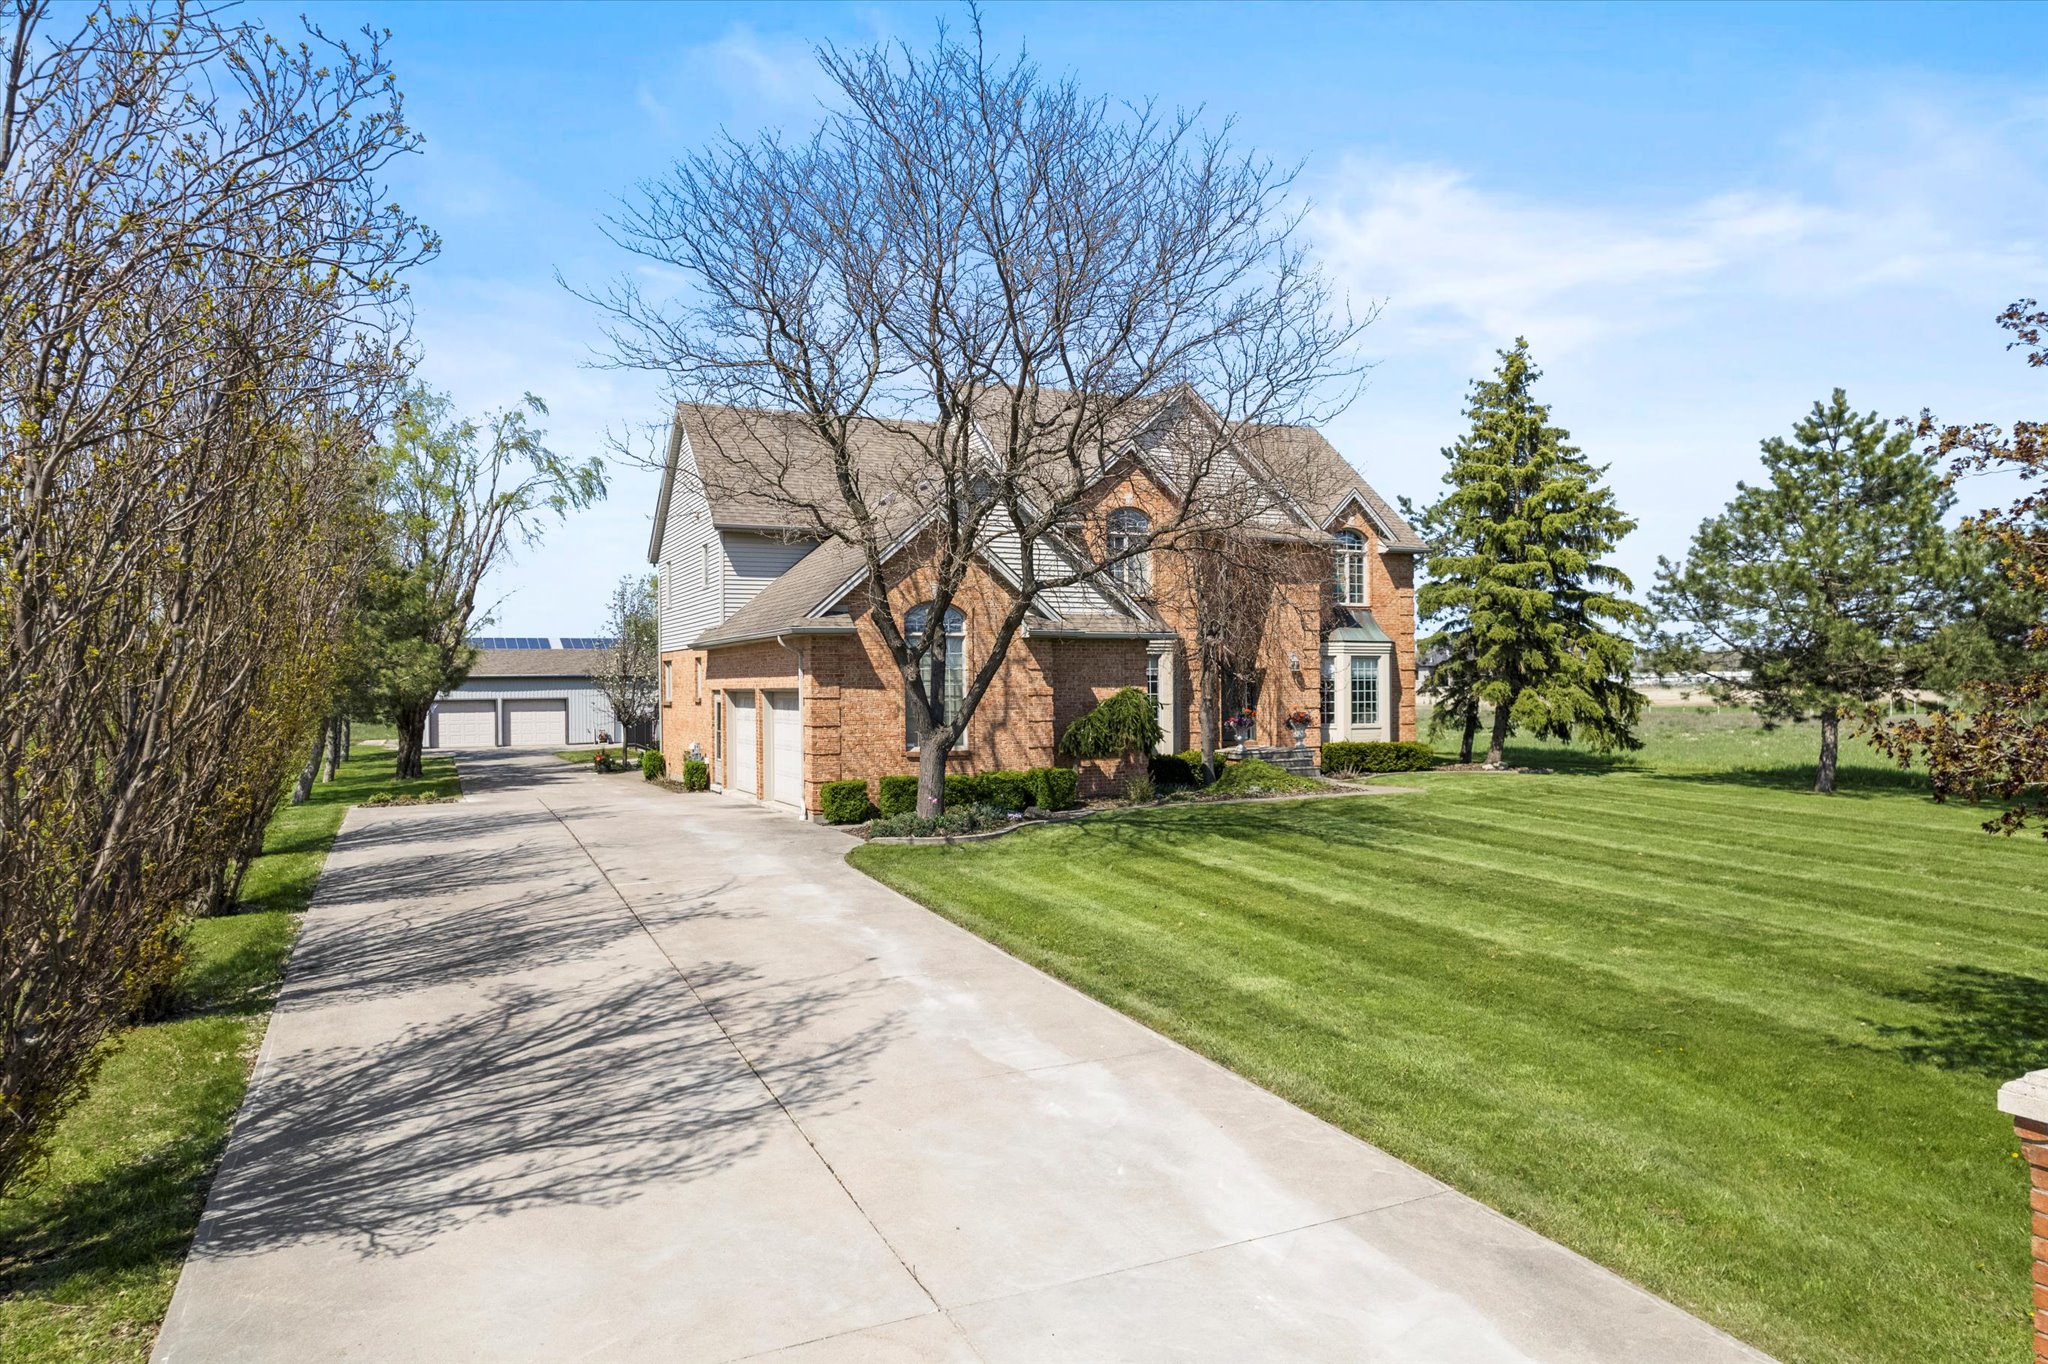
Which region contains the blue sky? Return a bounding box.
[256,1,2047,634]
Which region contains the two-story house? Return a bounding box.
[648,394,1420,817]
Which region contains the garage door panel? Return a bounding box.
[729,694,756,796]
[433,699,496,748]
[504,698,568,747]
[766,690,801,808]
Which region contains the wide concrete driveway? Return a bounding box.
[155,750,1769,1363]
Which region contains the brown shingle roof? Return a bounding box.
[1244,423,1425,551]
[465,647,612,679]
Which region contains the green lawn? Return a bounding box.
[850,706,2046,1364]
[0,746,459,1364]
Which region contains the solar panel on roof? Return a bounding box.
[558,637,616,650]
[471,636,549,650]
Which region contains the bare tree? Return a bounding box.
[594,574,660,752]
[0,0,429,1192]
[375,384,606,779]
[589,16,1363,814]
[1154,530,1320,780]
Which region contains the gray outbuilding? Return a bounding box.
[427,641,648,749]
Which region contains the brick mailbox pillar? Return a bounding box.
[1999,1070,2048,1364]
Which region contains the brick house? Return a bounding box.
[649,396,1421,817]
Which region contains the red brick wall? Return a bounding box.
[1332,506,1419,742]
[670,544,1148,815]
[659,642,799,800]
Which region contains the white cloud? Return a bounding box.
[1307,92,2048,591]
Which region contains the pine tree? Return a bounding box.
[1650,390,1957,794]
[1416,339,1647,766]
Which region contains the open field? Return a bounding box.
[851,707,2045,1364]
[0,747,460,1364]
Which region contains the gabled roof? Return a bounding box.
[1241,423,1425,552]
[648,403,940,561]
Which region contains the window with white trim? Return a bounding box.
[1321,656,1336,727]
[904,604,966,748]
[702,542,713,587]
[1334,528,1367,606]
[694,657,704,703]
[662,659,673,702]
[1350,654,1379,727]
[1107,507,1151,594]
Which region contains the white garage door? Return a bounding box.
[765,690,802,808]
[504,698,568,747]
[433,699,496,748]
[728,692,757,796]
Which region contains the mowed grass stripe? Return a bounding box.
[1397,795,2048,946]
[851,747,2047,1364]
[1418,776,2043,896]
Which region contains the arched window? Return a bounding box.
[903,604,966,747]
[1334,528,1367,605]
[1107,507,1151,594]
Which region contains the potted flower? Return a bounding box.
[1285,707,1314,747]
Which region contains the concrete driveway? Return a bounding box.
[154,750,1770,1363]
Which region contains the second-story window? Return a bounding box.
[1334,528,1367,605]
[1107,507,1151,594]
[702,543,713,587]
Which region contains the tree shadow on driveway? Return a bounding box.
[189,964,896,1261]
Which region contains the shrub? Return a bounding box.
[640,749,666,781]
[877,773,920,816]
[1209,756,1321,796]
[1321,740,1435,775]
[978,769,1036,812]
[943,772,987,807]
[1149,752,1199,787]
[1124,771,1157,803]
[1059,686,1163,761]
[867,802,1013,840]
[681,758,710,792]
[818,778,873,824]
[1028,765,1080,811]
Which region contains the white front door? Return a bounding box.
[728,692,757,796]
[765,690,802,808]
[432,699,497,748]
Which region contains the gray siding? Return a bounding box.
[430,677,623,747]
[985,529,1125,617]
[658,431,721,653]
[722,531,815,619]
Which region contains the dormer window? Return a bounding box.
[1107,507,1151,594]
[1334,528,1367,605]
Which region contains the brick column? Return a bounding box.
[1998,1071,2048,1364]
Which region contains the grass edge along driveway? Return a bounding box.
[0,745,460,1364]
[849,755,2044,1364]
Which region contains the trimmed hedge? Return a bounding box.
[1028,765,1080,811]
[1149,752,1200,787]
[1321,740,1435,775]
[819,778,874,824]
[877,773,919,817]
[681,758,710,791]
[640,749,666,781]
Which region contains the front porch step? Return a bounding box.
[1240,744,1320,776]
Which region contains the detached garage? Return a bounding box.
[427,639,650,749]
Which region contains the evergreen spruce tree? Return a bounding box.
[1415,339,1647,766]
[1650,390,1957,794]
